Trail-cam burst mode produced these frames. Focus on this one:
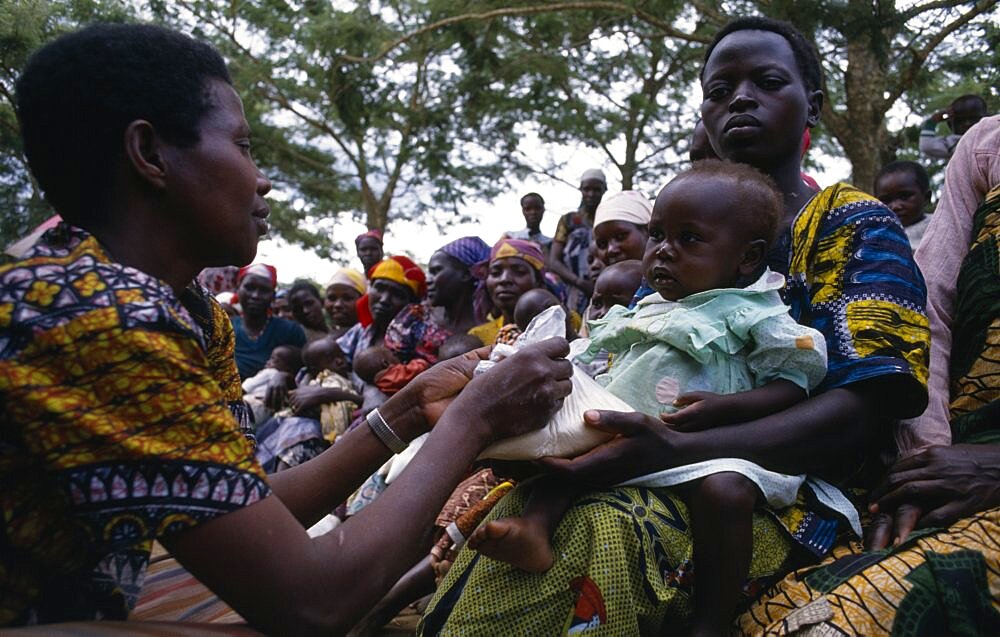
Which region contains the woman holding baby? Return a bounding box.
[421,17,929,636]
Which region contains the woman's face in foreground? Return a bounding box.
[170,80,272,268]
[700,30,819,171]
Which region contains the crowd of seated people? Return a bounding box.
[2,14,998,637]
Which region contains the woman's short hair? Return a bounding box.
[701,17,823,94]
[16,23,231,225]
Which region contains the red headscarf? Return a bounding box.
[355,229,384,246]
[236,263,277,288]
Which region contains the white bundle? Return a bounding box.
[477,306,633,460]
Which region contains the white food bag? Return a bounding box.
[477,306,634,460]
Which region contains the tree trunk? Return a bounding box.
[830,19,891,194]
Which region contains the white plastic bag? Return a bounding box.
[477,306,634,460]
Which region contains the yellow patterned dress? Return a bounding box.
[420,184,930,635]
[0,224,270,626]
[737,185,1000,636]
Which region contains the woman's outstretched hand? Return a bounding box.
[866,444,1000,549]
[537,409,678,485]
[453,337,574,445]
[397,345,492,428]
[386,337,573,445]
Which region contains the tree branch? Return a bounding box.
[338,2,710,64]
[896,0,972,24]
[886,0,997,105]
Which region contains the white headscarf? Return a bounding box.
[579,168,607,184]
[594,190,653,228]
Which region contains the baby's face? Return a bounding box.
[589,274,639,320]
[645,176,753,300]
[266,350,295,372]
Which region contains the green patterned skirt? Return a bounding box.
[419,485,830,635]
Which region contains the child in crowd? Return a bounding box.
[469,161,832,633]
[285,338,358,443]
[577,260,645,377]
[494,288,577,345]
[437,333,485,361]
[587,259,644,321]
[353,344,431,396]
[874,160,933,249]
[241,345,302,426]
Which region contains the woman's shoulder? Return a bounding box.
[790,183,905,271]
[468,315,503,346]
[800,183,887,226]
[388,301,430,327]
[1,225,205,358]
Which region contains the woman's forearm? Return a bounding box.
[268,393,426,527]
[675,386,876,479]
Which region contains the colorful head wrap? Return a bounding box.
[355,256,426,328]
[487,238,545,271]
[471,238,561,320]
[437,236,491,268]
[325,267,366,296]
[368,256,427,298]
[237,263,277,288]
[355,228,384,246]
[594,190,652,228]
[436,236,491,322]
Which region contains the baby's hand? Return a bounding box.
[659,391,733,432]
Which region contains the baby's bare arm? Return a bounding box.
[663,379,806,431]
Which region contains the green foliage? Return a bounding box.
[2,0,998,254]
[0,0,133,247]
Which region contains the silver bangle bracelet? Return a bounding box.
[365,408,408,454]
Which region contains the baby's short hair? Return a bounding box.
[677,159,784,248]
[353,345,398,384]
[513,288,562,331]
[438,334,483,361]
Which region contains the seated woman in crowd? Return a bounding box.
[336,255,424,364]
[232,263,306,379]
[0,23,574,633]
[421,17,929,635]
[287,279,331,342]
[580,190,651,331]
[468,238,549,346]
[324,267,366,341]
[590,190,651,267]
[739,112,1000,636]
[385,236,490,363]
[255,337,361,473]
[469,162,834,636]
